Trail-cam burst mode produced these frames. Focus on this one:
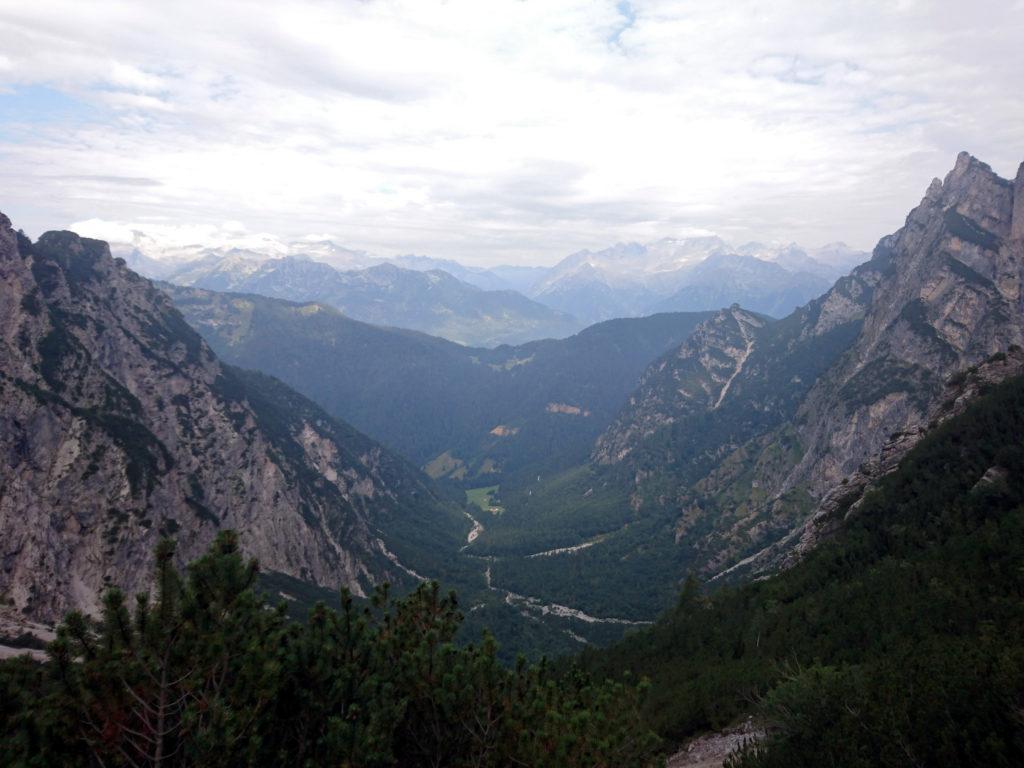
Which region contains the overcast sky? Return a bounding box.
[0,0,1022,265]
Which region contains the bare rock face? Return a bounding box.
[1013,162,1024,241]
[593,306,766,465]
[592,153,1024,579]
[0,214,445,622]
[764,347,1024,572]
[786,153,1023,498]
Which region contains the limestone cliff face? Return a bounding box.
[0,215,443,621]
[786,347,1024,564]
[592,306,766,465]
[592,153,1024,577]
[787,152,1024,497]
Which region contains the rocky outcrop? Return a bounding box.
[0,214,450,622]
[1013,161,1024,241]
[591,153,1024,579]
[666,718,764,768]
[785,153,1024,498]
[764,156,1024,564]
[731,347,1024,577]
[593,306,766,465]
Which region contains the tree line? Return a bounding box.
[0,532,659,768]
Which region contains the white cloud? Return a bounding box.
[0,0,1022,265]
[69,217,289,256]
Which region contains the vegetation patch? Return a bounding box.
[466,485,503,515]
[424,450,467,480]
[837,355,938,412]
[943,208,1003,251]
[582,374,1024,766]
[0,535,660,767]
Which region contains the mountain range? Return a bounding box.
[119,231,868,346]
[154,255,581,348]
[144,152,1024,629]
[583,362,1024,762]
[4,150,1024,767]
[162,284,712,483]
[1,210,708,657]
[7,152,1019,637]
[527,238,866,325]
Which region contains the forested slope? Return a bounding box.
[580,372,1024,766]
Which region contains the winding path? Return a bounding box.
[525,532,609,558]
[460,504,649,629]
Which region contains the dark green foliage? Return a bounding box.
[167,284,710,480]
[943,209,1003,252]
[89,411,171,496]
[0,533,659,768]
[185,496,218,525]
[36,324,79,393]
[837,354,940,412]
[581,374,1024,765]
[19,288,42,317]
[138,305,205,366]
[477,305,863,621]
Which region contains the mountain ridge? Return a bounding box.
[479,152,1024,620]
[604,152,1024,575]
[120,229,868,338]
[0,214,465,622]
[163,283,713,482]
[160,253,581,347]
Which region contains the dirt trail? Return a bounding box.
[666,719,763,768]
[525,532,609,558]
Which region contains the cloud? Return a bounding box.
[59,175,162,187]
[68,217,290,256]
[0,0,1022,265]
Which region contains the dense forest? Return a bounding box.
[580,373,1024,766]
[5,374,1024,767]
[0,532,658,767]
[167,285,710,482]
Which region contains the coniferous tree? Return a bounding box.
[0,532,660,768]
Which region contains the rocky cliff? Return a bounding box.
[593,305,767,465]
[593,153,1024,577]
[788,153,1024,496]
[0,214,455,622]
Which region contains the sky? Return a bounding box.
[0,0,1022,266]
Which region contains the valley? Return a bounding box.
[4,2,1023,764]
[37,150,1015,656]
[158,152,1024,652]
[166,284,713,481]
[2,151,1023,766]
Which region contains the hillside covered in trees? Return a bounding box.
[0,532,658,768]
[580,372,1024,766]
[5,372,1024,766]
